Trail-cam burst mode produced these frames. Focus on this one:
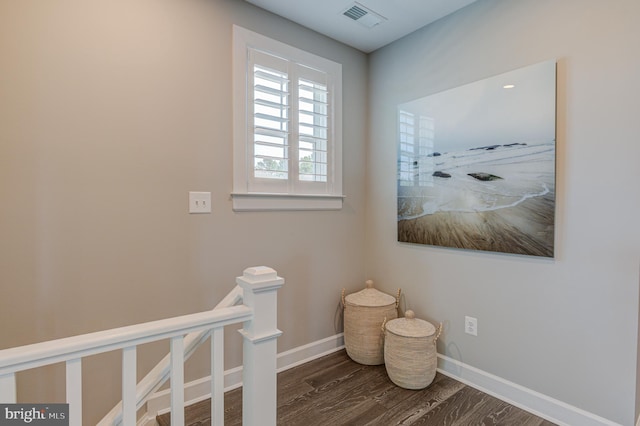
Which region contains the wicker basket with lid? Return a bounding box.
[342,280,400,365]
[383,310,441,389]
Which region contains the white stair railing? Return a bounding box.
[0,266,284,426]
[99,285,244,425]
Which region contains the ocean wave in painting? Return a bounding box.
[397,141,555,220]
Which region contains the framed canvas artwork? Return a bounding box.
[397,60,557,257]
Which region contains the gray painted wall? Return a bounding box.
[366,0,640,424]
[2,0,639,424]
[0,0,367,423]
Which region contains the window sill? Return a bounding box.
[231,193,344,211]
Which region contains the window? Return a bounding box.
[232,26,343,211]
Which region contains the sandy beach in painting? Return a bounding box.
[397,141,555,257]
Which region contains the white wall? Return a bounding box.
[0,0,367,423]
[366,0,640,424]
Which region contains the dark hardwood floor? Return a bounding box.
[157,350,556,425]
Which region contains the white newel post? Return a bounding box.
[237,267,284,426]
[0,373,16,403]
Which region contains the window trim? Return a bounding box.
[232,25,343,211]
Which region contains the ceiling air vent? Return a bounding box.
[342,2,386,29]
[343,4,368,20]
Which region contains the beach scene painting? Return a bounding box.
[397,60,556,257]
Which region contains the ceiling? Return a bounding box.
[244,0,478,53]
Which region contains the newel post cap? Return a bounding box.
[243,266,278,280]
[236,266,284,291]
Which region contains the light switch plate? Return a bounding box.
[189,192,211,214]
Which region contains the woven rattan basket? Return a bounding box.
[342,280,400,365]
[383,310,442,389]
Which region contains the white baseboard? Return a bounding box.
[437,354,622,426]
[142,335,620,426]
[275,332,346,373]
[142,333,345,423]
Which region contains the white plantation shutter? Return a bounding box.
[298,75,329,184]
[248,50,290,192]
[250,51,290,183]
[247,49,333,194]
[233,26,343,210]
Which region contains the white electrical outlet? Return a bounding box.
[465,316,478,336]
[189,191,211,214]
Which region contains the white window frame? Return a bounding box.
[231,25,344,211]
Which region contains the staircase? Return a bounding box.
[0,266,284,426]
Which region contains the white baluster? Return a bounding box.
[0,373,16,403]
[170,336,185,426]
[211,327,224,426]
[66,358,82,426]
[237,266,284,426]
[122,346,137,425]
